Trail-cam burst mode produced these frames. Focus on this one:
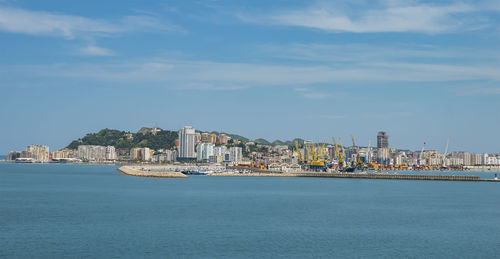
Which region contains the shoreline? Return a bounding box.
[209,172,499,182]
[2,161,500,172]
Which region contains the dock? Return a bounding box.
[117,166,188,178]
[209,172,499,182]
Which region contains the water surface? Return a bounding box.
[1,163,499,258]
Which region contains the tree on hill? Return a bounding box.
[66,128,177,150]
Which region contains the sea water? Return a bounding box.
[1,163,499,258]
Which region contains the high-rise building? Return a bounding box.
[130,147,150,161]
[78,145,107,161]
[105,146,117,160]
[27,145,50,161]
[178,126,196,160]
[214,146,228,157]
[7,151,21,161]
[196,143,215,162]
[229,147,243,163]
[377,131,389,149]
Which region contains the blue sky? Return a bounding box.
[0,0,499,154]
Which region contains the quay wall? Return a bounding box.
[210,172,498,182]
[117,166,188,178]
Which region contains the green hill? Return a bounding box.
[66,128,177,150]
[254,138,271,145]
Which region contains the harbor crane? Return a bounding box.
[418,142,426,167]
[442,138,450,168]
[351,135,364,169]
[295,140,303,164]
[339,137,346,169]
[332,136,343,168]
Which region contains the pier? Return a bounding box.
[209,172,499,182]
[117,166,188,178]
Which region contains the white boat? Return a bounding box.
[15,158,33,163]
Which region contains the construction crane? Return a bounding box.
[367,140,371,163]
[442,138,450,168]
[339,137,346,169]
[351,135,364,169]
[418,142,426,167]
[332,136,342,168]
[295,140,303,164]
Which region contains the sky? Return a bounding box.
[0,0,499,154]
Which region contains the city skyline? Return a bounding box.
[1,0,499,154]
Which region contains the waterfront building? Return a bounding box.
[196,143,215,162]
[178,126,196,160]
[7,151,21,161]
[165,149,177,162]
[20,151,32,158]
[377,131,389,149]
[130,147,151,161]
[214,146,228,157]
[208,155,222,164]
[229,147,243,163]
[78,145,107,161]
[27,145,49,161]
[377,147,390,165]
[471,153,483,165]
[105,146,117,160]
[51,150,70,159]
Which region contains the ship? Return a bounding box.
[15,158,33,163]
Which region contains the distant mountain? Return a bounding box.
[254,138,271,145]
[0,155,6,160]
[225,133,249,142]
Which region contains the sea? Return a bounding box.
[1,163,499,258]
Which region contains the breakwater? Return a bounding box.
[117,166,188,178]
[210,172,498,182]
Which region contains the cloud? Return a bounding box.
[78,45,115,56]
[294,87,332,99]
[0,7,182,39]
[237,1,491,33]
[454,86,500,96]
[1,57,499,91]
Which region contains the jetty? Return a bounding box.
[117,166,188,178]
[209,172,499,182]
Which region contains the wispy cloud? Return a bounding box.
[0,7,182,39]
[78,45,115,56]
[237,1,494,33]
[1,57,499,91]
[294,87,333,99]
[454,86,500,96]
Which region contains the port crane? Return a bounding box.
[339,137,346,169]
[294,140,303,164]
[351,135,364,169]
[418,142,426,167]
[442,138,450,168]
[332,136,342,168]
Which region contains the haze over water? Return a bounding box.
[1,164,499,258]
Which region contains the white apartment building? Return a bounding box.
[178,126,196,159]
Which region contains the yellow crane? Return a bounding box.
[339,137,346,168]
[351,135,364,169]
[295,140,303,164]
[333,136,344,168]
